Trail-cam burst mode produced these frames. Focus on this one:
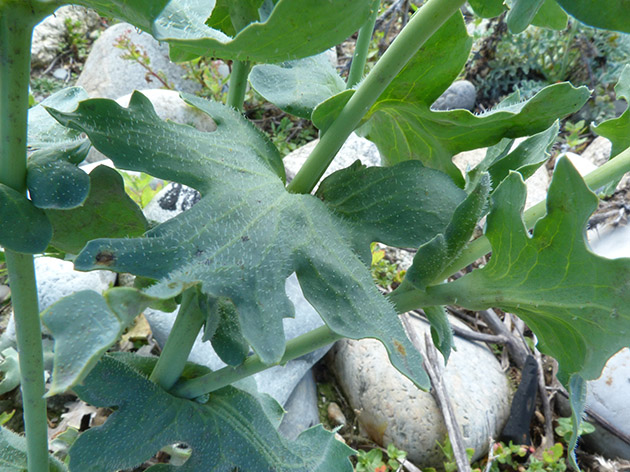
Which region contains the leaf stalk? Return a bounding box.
[346,0,380,89]
[226,60,251,111]
[149,288,207,390]
[171,325,342,399]
[286,0,467,194]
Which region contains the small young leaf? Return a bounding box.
[0,184,52,253]
[69,355,354,471]
[249,52,345,119]
[45,165,148,254]
[507,0,547,34]
[0,348,20,395]
[51,92,431,390]
[531,0,568,30]
[479,121,559,187]
[204,297,250,367]
[567,374,587,470]
[424,305,454,363]
[556,0,630,33]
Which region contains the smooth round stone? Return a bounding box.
[330,315,510,467]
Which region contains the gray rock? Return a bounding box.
[582,348,630,460]
[582,136,612,168]
[31,6,101,68]
[581,222,630,459]
[76,22,200,99]
[86,89,216,163]
[431,80,476,111]
[278,370,321,440]
[330,315,510,467]
[284,132,381,184]
[52,68,69,81]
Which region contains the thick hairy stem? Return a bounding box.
[150,288,206,390]
[0,3,57,470]
[346,0,380,88]
[287,0,467,194]
[171,325,341,399]
[226,60,251,111]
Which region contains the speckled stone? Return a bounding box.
[330,315,510,467]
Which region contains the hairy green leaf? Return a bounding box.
[316,160,467,262]
[478,121,559,186]
[312,14,589,186]
[592,65,630,193]
[45,165,148,254]
[567,374,587,470]
[152,0,375,63]
[0,184,52,253]
[49,92,439,389]
[69,355,354,471]
[556,0,630,33]
[203,297,249,366]
[531,0,568,30]
[249,52,345,119]
[0,425,67,472]
[507,0,547,34]
[426,157,630,381]
[41,288,169,396]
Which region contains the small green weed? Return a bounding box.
[554,417,596,443]
[183,57,230,103]
[370,243,406,288]
[64,18,90,61]
[561,120,589,153]
[355,444,407,472]
[268,116,316,157]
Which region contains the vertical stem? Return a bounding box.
[287,0,467,195]
[0,4,57,471]
[226,60,251,111]
[149,288,207,390]
[346,0,380,89]
[5,253,48,471]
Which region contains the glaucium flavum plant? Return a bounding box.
[1,0,630,470]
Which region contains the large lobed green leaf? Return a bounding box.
[312,13,589,186]
[69,355,354,471]
[425,157,630,381]
[152,0,375,63]
[46,92,474,392]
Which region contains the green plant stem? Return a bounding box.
[149,288,206,391]
[0,4,57,471]
[390,146,630,314]
[171,325,342,399]
[287,0,466,195]
[226,60,251,111]
[346,0,380,88]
